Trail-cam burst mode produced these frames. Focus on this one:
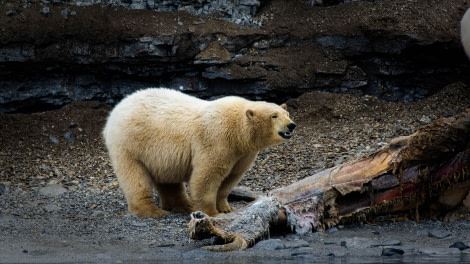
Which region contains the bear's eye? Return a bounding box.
[271,115,278,119]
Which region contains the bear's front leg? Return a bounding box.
[189,166,230,217]
[217,152,258,213]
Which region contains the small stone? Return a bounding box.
[326,246,349,257]
[419,115,432,124]
[428,229,451,239]
[157,243,176,248]
[326,227,338,233]
[283,239,309,249]
[382,247,404,256]
[131,221,148,227]
[0,215,15,224]
[64,131,75,143]
[252,239,285,250]
[449,242,469,251]
[6,9,18,16]
[342,237,375,249]
[48,179,59,185]
[91,211,106,217]
[44,204,61,212]
[61,8,70,18]
[0,183,7,195]
[49,135,59,144]
[416,228,429,236]
[39,184,67,196]
[372,240,401,247]
[40,6,51,15]
[348,247,382,257]
[388,245,416,255]
[418,247,461,255]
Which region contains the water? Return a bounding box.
[123,254,470,264]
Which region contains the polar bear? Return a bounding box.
[103,88,296,218]
[462,8,470,58]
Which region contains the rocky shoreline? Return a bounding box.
[1,83,470,262]
[1,184,470,263]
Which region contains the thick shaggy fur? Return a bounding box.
[462,8,470,58]
[103,88,295,218]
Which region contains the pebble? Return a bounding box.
[252,239,285,250]
[39,184,68,196]
[283,239,309,249]
[428,229,452,239]
[326,227,338,233]
[449,242,470,251]
[418,247,461,255]
[6,9,18,16]
[419,115,432,124]
[382,247,404,256]
[0,214,16,224]
[342,237,375,249]
[325,246,349,257]
[157,243,176,248]
[49,135,60,144]
[348,247,382,257]
[131,221,148,227]
[389,245,417,255]
[60,8,76,19]
[64,131,75,143]
[44,204,61,212]
[372,239,401,247]
[40,6,51,15]
[91,210,106,217]
[0,183,8,195]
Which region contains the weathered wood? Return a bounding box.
[188,197,284,251]
[189,109,470,251]
[228,186,263,202]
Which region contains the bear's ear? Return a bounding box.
[246,109,255,119]
[281,103,287,110]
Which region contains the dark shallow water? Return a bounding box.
[121,255,470,264]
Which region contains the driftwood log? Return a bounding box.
[188,109,470,251]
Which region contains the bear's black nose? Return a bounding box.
[287,122,296,131]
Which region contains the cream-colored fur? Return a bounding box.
[103,88,296,218]
[462,8,470,58]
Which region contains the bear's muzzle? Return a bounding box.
[279,122,296,139]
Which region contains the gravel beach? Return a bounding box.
[1,83,470,263]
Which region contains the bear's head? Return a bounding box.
[246,102,296,147]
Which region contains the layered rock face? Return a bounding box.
[0,0,469,112]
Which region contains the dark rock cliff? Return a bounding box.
[1,0,469,112]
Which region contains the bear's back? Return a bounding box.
[125,88,206,110]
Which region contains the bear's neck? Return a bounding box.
[238,118,267,153]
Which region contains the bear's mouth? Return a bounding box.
[279,131,292,139]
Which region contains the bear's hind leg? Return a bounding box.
[155,183,193,213]
[113,155,169,218]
